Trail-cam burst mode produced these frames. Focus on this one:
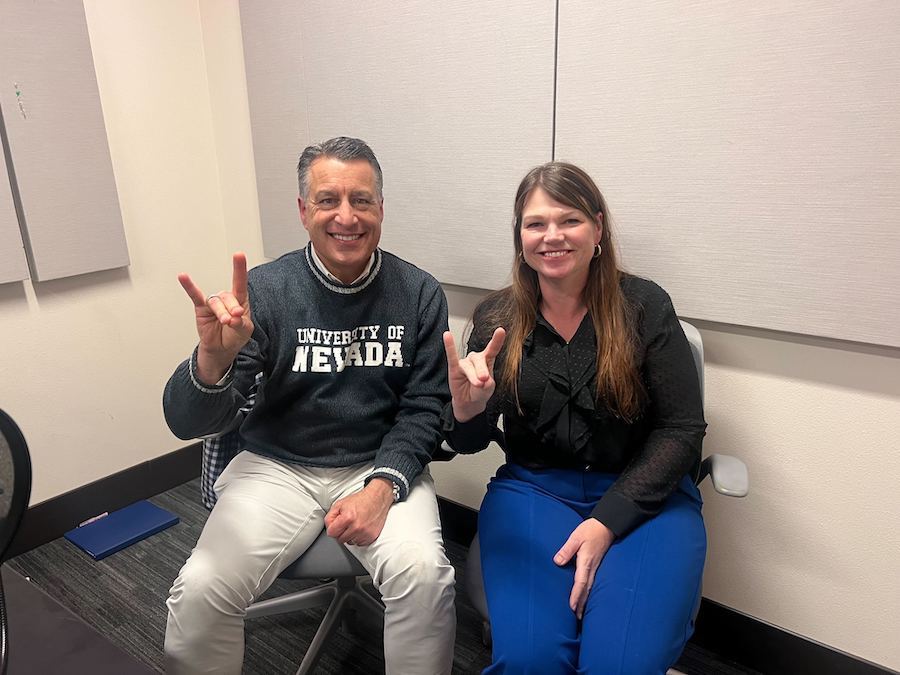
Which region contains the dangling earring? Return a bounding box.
[593,244,602,259]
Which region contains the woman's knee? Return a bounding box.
[490,634,578,675]
[584,644,680,675]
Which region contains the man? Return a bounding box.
[163,137,456,674]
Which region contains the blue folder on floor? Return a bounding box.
[64,500,179,560]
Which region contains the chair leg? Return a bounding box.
[350,584,385,623]
[296,583,355,675]
[245,583,337,618]
[480,620,491,648]
[246,576,385,673]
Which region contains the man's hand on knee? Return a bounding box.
[325,478,394,546]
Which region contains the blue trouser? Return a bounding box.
[478,463,706,675]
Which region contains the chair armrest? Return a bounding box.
[697,454,749,498]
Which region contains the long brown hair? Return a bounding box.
[481,162,644,420]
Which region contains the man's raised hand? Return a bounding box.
[442,327,506,423]
[178,252,254,384]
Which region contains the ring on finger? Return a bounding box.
[206,294,218,303]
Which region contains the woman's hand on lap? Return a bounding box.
[554,518,615,619]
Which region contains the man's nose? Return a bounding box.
[334,198,357,225]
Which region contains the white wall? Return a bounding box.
[0,0,263,504]
[0,1,896,670]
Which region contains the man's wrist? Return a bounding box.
[196,347,237,386]
[366,477,398,505]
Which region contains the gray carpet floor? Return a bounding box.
[7,478,760,674]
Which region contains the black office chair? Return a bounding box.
[0,410,33,675]
[456,321,750,675]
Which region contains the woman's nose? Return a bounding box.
[544,223,564,241]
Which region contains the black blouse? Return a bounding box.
[442,275,706,537]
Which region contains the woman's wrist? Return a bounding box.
[451,400,485,424]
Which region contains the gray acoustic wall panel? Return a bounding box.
[0,106,29,284]
[0,1,128,282]
[555,0,900,347]
[240,1,310,259]
[240,0,555,289]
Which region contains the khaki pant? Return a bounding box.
[164,451,456,674]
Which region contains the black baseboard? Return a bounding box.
[691,598,895,675]
[7,443,201,558]
[437,495,478,547]
[9,451,895,675]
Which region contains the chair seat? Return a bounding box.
[278,529,368,579]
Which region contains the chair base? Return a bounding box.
[246,576,384,675]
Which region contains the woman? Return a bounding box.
[442,162,707,674]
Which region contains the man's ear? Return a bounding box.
[298,197,309,229]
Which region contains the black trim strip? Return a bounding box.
[437,495,477,548]
[7,443,201,558]
[691,599,896,675]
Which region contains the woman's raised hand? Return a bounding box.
[178,252,254,384]
[442,327,506,423]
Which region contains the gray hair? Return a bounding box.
[296,136,383,200]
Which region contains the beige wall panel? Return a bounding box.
[0,113,28,283]
[0,0,128,281]
[241,1,555,286]
[555,0,900,347]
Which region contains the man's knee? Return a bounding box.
[168,550,249,617]
[378,541,456,605]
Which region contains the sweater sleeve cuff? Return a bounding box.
[188,346,234,394]
[589,490,648,538]
[364,449,424,501]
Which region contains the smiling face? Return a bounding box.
[298,157,384,283]
[519,186,602,290]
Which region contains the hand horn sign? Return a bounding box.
[442,327,506,423]
[177,252,254,385]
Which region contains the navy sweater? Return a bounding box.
[163,246,450,499]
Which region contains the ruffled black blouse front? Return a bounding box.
[442,275,707,537]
